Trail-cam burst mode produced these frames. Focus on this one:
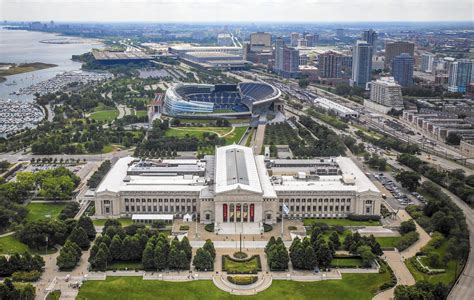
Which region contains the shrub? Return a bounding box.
[288,226,297,231]
[204,223,214,232]
[348,214,381,221]
[11,270,42,282]
[227,275,258,285]
[233,251,248,259]
[399,220,416,235]
[179,225,189,231]
[396,231,419,251]
[263,224,272,232]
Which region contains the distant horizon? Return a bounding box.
[1,0,473,23]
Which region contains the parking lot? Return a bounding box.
[373,172,424,209]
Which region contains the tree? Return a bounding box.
[315,243,333,268]
[395,171,421,192]
[298,77,309,88]
[357,245,375,268]
[303,245,317,270]
[329,232,341,250]
[0,256,12,277]
[109,235,123,261]
[56,248,77,270]
[91,248,108,271]
[68,227,90,250]
[192,248,213,271]
[268,244,289,270]
[179,237,193,261]
[154,244,168,270]
[142,244,156,270]
[77,216,96,240]
[400,220,417,235]
[203,239,216,260]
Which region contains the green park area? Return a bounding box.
[77,273,390,300]
[374,236,402,248]
[165,126,246,145]
[92,218,133,226]
[135,110,148,117]
[222,255,261,273]
[0,235,30,254]
[303,218,381,227]
[90,109,119,122]
[25,202,67,222]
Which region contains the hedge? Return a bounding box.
[263,224,273,232]
[204,223,214,232]
[396,231,419,251]
[11,270,42,282]
[378,259,397,291]
[348,214,381,221]
[227,275,258,285]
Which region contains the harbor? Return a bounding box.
[0,99,44,138]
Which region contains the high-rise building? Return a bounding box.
[448,59,473,93]
[304,34,316,47]
[351,41,373,88]
[385,41,415,68]
[362,29,377,46]
[290,32,300,47]
[391,53,414,87]
[421,53,435,73]
[318,51,343,78]
[274,38,300,78]
[368,77,404,109]
[249,32,272,51]
[297,38,308,47]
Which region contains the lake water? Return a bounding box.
[0,27,103,101]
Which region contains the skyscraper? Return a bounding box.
[385,41,415,68]
[249,32,272,51]
[362,29,377,46]
[318,51,343,78]
[351,41,373,88]
[421,53,435,73]
[274,38,300,78]
[448,59,473,93]
[290,32,300,47]
[391,53,414,87]
[369,77,404,109]
[304,34,316,47]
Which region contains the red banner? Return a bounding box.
[250,204,254,222]
[223,204,227,222]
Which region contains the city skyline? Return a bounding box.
[1,0,473,22]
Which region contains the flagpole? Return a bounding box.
[281,212,284,238]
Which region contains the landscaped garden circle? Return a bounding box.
[233,251,248,259]
[227,275,258,285]
[222,255,262,274]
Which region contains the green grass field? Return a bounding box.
[165,126,246,145]
[405,241,460,286]
[330,258,364,268]
[26,202,67,222]
[77,273,390,300]
[108,261,143,270]
[0,235,30,254]
[93,218,133,226]
[90,110,119,122]
[375,236,401,248]
[303,218,381,227]
[135,110,148,117]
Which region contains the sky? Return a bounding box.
[1,0,473,23]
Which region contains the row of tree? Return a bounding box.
[398,153,474,206]
[0,279,35,300]
[87,160,112,188]
[0,252,45,277]
[265,237,289,271]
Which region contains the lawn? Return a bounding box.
[330,257,364,268]
[165,126,246,145]
[0,235,30,254]
[375,236,401,248]
[405,241,460,286]
[303,218,381,227]
[93,218,133,226]
[222,255,261,273]
[77,273,390,300]
[90,110,119,122]
[135,110,148,117]
[26,202,67,222]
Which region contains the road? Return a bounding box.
[0,149,133,163]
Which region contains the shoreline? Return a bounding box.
[0,62,58,81]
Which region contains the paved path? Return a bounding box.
[374,251,416,300]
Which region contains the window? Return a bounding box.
[105,207,110,213]
[125,206,129,212]
[206,214,210,220]
[366,207,371,214]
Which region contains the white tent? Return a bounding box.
[183,213,193,222]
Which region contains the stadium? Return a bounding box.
[162,82,283,119]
